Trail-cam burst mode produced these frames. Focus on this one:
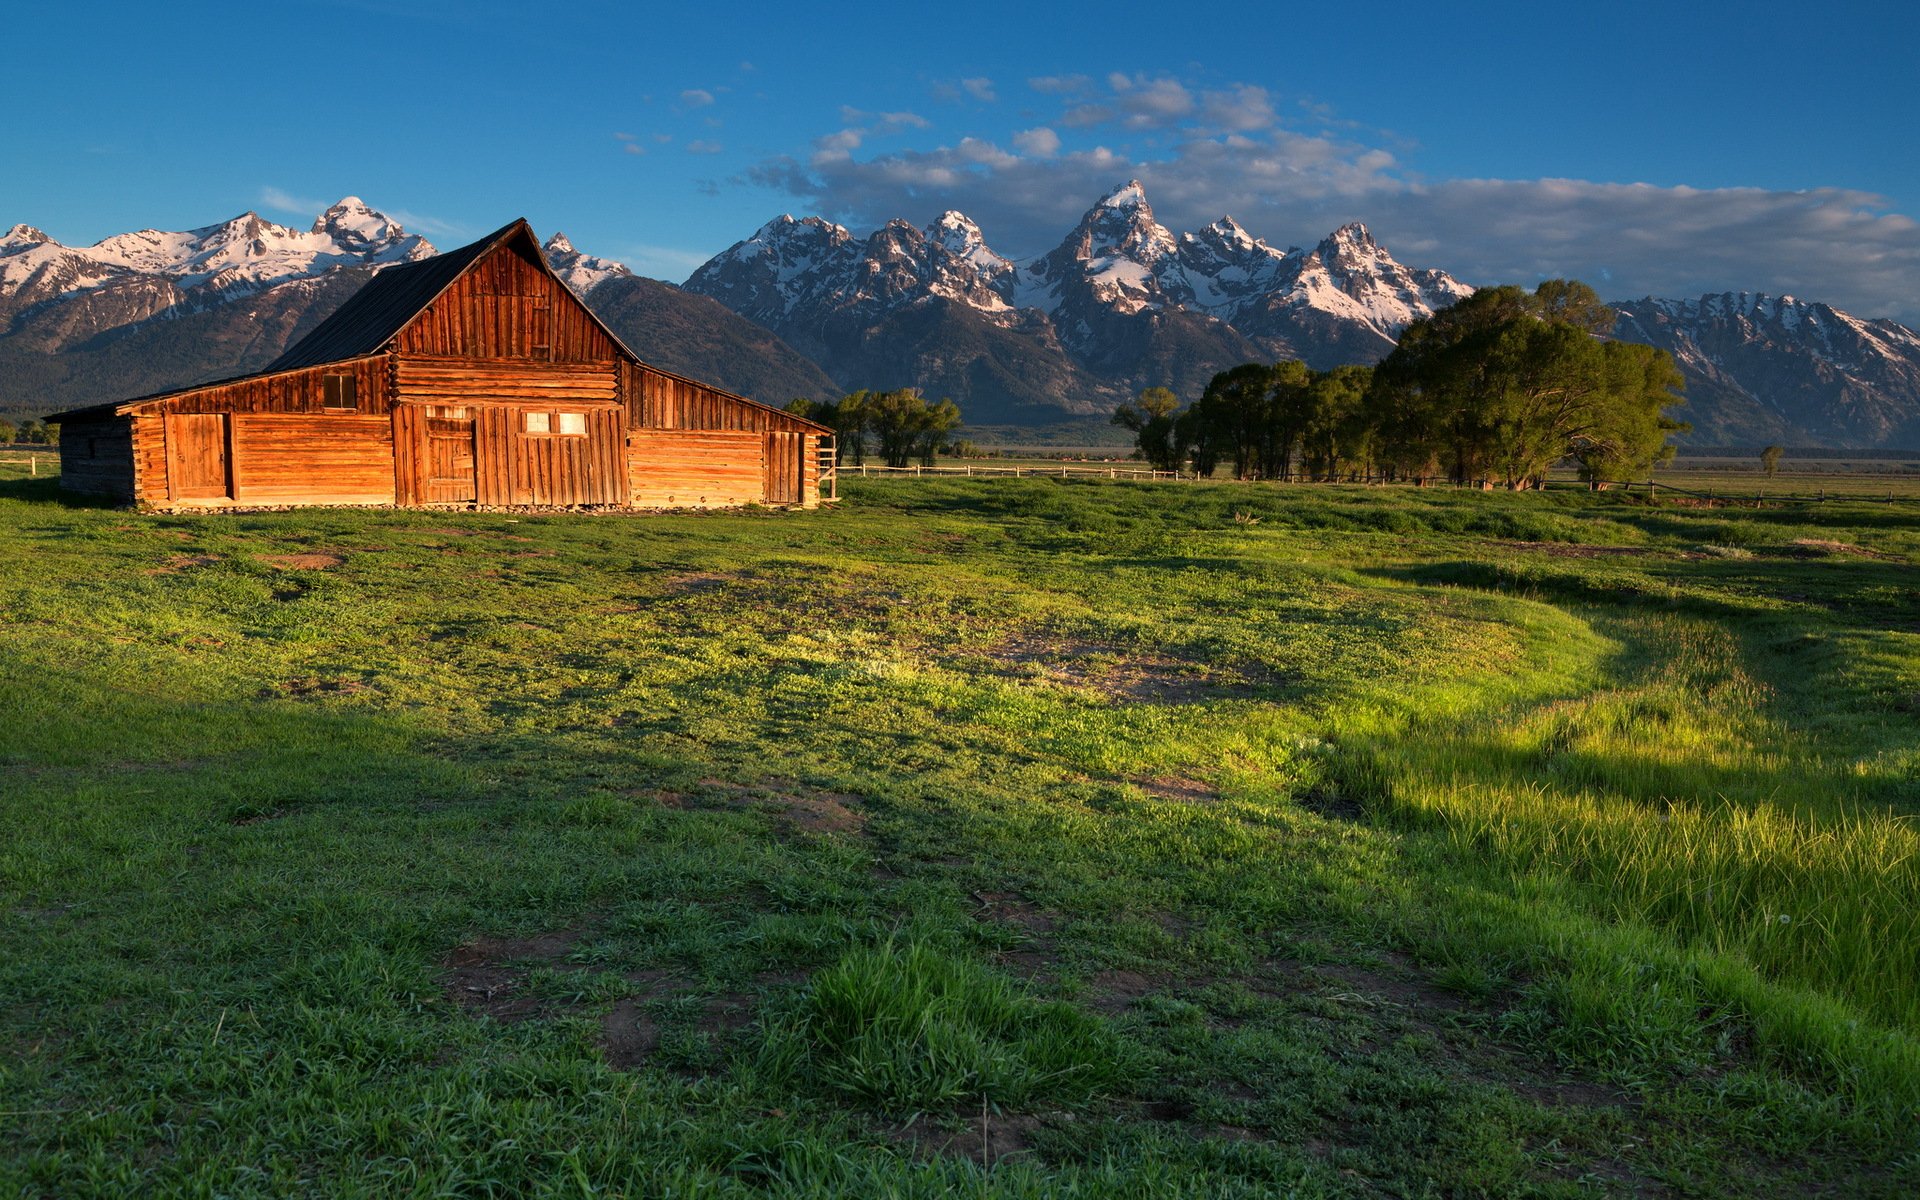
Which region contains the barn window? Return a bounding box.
[322,375,358,411]
[524,411,551,434]
[555,412,587,436]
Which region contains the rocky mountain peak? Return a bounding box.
[1095,179,1151,212]
[5,224,53,247]
[542,231,632,296]
[1324,222,1376,249]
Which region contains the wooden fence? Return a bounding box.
[844,461,1920,506]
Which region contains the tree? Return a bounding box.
[0,418,15,446]
[1184,363,1277,479]
[1368,281,1685,488]
[1260,360,1314,479]
[1111,386,1183,472]
[1760,444,1784,477]
[1301,365,1374,478]
[914,398,962,466]
[863,388,963,468]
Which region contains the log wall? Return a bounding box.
[57,415,135,500]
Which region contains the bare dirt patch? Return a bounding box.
[771,792,866,835]
[442,930,588,1023]
[1136,777,1220,804]
[656,778,869,837]
[1784,537,1898,560]
[895,1110,1048,1166]
[973,891,1059,935]
[144,553,220,575]
[1314,958,1468,1017]
[259,552,344,570]
[1086,969,1160,1015]
[977,634,1270,704]
[597,969,692,1069]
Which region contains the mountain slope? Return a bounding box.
[1611,294,1920,446]
[582,274,839,405]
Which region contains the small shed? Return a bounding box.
[51,219,835,511]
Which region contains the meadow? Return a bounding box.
[1,467,1916,1197]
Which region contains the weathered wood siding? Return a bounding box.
[57,415,135,500]
[619,361,825,506]
[394,242,617,362]
[132,357,391,417]
[621,362,821,433]
[231,414,394,505]
[627,430,767,507]
[392,357,625,506]
[62,228,829,511]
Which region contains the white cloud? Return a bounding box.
[678,89,715,109]
[1028,74,1091,95]
[382,207,465,238]
[961,77,996,103]
[685,139,724,155]
[259,186,325,214]
[1012,127,1061,157]
[746,92,1920,323]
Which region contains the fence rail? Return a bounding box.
[840,461,1920,505]
[0,454,53,476]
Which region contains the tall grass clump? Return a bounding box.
[761,938,1137,1114]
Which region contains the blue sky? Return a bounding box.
[9,0,1920,319]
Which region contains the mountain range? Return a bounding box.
[4,190,1919,447]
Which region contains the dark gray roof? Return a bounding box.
[265,218,525,371]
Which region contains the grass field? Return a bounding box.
[2,470,1917,1197]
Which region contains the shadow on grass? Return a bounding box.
[0,476,118,510]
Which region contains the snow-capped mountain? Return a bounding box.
[1,199,432,317]
[1612,293,1920,446]
[682,181,1470,417]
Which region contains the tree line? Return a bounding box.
[1114,280,1689,488]
[0,418,58,446]
[785,388,962,469]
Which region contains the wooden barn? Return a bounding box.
[50,219,835,511]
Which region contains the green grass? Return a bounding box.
[2,472,1917,1197]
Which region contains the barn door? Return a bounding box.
[165,414,231,502]
[763,431,803,506]
[425,411,477,504]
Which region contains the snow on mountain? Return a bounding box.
[542,232,633,295]
[0,199,435,308]
[1017,180,1182,320]
[1611,292,1920,445]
